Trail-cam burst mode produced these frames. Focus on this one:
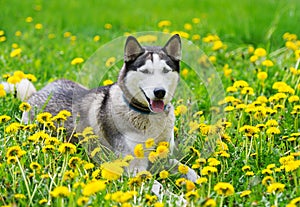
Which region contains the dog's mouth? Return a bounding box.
[141,88,165,113]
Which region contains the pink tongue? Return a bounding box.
[150,100,165,113]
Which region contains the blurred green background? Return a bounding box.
[1,0,300,49]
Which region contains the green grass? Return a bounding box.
[0,0,300,206]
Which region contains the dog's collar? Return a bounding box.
[123,95,169,115]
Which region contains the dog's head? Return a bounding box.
[118,35,181,113]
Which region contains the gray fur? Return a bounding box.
[23,35,198,183]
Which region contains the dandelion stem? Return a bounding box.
[219,195,224,207]
[17,157,32,205]
[208,174,212,197]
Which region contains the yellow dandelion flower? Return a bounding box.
[158,20,172,28]
[245,171,254,176]
[63,31,72,38]
[262,176,274,186]
[103,79,114,86]
[181,68,189,78]
[77,196,89,206]
[90,147,101,158]
[240,190,251,197]
[10,48,22,58]
[159,170,169,179]
[35,23,43,30]
[82,180,106,196]
[48,33,56,39]
[154,202,164,207]
[136,170,152,181]
[37,112,52,123]
[257,71,268,81]
[254,48,267,57]
[212,40,224,51]
[295,49,300,59]
[105,56,116,67]
[104,23,112,29]
[7,156,18,164]
[250,55,258,62]
[262,168,273,175]
[14,194,26,199]
[184,23,192,30]
[134,144,144,158]
[145,138,155,148]
[201,166,218,175]
[15,31,22,37]
[30,162,42,171]
[196,177,208,185]
[289,197,300,205]
[214,182,235,196]
[203,198,217,207]
[242,165,251,172]
[208,158,221,166]
[192,34,201,41]
[101,161,124,181]
[156,145,169,159]
[224,106,235,112]
[83,162,95,170]
[174,104,188,116]
[288,95,299,103]
[209,55,217,63]
[262,59,274,67]
[71,35,76,41]
[241,86,254,95]
[26,74,37,82]
[148,151,158,163]
[63,170,76,181]
[19,102,31,112]
[50,186,70,198]
[137,35,157,43]
[171,31,189,39]
[42,145,55,153]
[266,127,281,135]
[284,160,300,172]
[6,146,26,158]
[45,137,60,145]
[68,156,81,168]
[0,36,6,42]
[133,144,144,158]
[71,57,84,65]
[93,35,101,42]
[0,115,11,123]
[178,164,189,175]
[248,45,255,54]
[58,143,77,154]
[186,180,196,192]
[0,88,6,97]
[38,198,48,204]
[233,80,249,89]
[266,182,285,194]
[25,16,33,23]
[192,17,200,24]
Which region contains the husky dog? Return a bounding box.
[23,35,197,183]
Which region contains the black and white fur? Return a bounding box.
[23,35,197,184]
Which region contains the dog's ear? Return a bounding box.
[163,34,182,61]
[124,36,145,62]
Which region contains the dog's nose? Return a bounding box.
[154,88,166,99]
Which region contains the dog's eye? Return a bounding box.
[162,67,171,73]
[139,69,151,74]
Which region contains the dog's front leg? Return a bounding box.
[151,180,187,206]
[169,158,199,182]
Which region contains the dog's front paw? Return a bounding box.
[185,168,199,182]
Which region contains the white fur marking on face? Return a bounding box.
[125,53,179,107]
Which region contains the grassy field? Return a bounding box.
[1,0,300,206]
